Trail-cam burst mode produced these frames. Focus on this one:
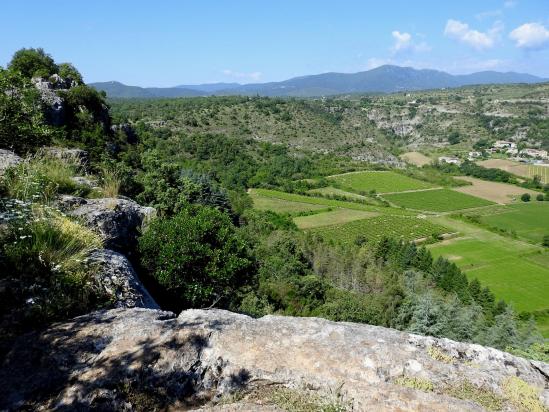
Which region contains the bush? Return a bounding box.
[520,193,531,202]
[0,68,52,153]
[138,206,253,309]
[536,193,544,201]
[543,235,549,248]
[8,48,57,79]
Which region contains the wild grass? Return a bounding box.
[99,165,121,198]
[502,377,545,412]
[1,153,88,202]
[443,381,504,411]
[6,204,103,273]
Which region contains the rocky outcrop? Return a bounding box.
[43,147,90,168]
[0,149,22,174]
[58,196,156,253]
[88,249,159,309]
[31,76,76,126]
[1,308,547,411]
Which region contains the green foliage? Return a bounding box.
[443,381,504,411]
[138,206,253,309]
[521,193,531,202]
[0,68,52,153]
[1,153,88,201]
[8,48,57,78]
[394,376,434,392]
[57,63,83,84]
[0,202,106,347]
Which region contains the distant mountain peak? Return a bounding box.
[90,66,546,98]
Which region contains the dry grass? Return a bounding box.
[452,176,541,204]
[477,159,530,178]
[400,151,433,167]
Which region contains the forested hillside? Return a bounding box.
[2,48,547,366]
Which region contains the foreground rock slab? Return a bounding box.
[0,308,547,411]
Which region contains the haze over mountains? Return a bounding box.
[91,65,546,98]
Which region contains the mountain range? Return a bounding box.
[90,65,546,98]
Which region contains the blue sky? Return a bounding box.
[1,0,548,86]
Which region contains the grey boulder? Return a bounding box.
[88,249,159,309]
[60,197,156,253]
[0,308,547,411]
[0,149,22,174]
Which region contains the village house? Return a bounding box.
[521,148,549,159]
[493,140,516,149]
[438,156,461,165]
[468,151,482,160]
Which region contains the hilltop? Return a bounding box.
[90,65,547,98]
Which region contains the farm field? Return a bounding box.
[452,176,541,204]
[429,216,549,334]
[309,215,449,244]
[293,209,377,229]
[383,189,493,212]
[477,159,530,178]
[473,202,549,244]
[249,189,414,215]
[250,192,329,214]
[307,186,368,201]
[400,151,432,167]
[327,170,434,194]
[529,165,549,184]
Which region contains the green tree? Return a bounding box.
[8,48,58,78]
[138,206,253,309]
[520,193,531,202]
[57,63,83,84]
[542,235,549,248]
[0,68,52,152]
[536,193,544,201]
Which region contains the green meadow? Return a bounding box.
[327,170,434,194]
[384,189,493,212]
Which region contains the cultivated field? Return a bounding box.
[309,215,448,244]
[327,171,434,194]
[429,216,549,334]
[293,209,377,229]
[474,202,549,244]
[528,165,549,184]
[477,159,530,178]
[383,189,493,212]
[400,151,432,167]
[249,189,413,214]
[251,192,329,214]
[307,186,368,201]
[452,176,541,204]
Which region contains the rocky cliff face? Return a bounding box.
[1,308,547,411]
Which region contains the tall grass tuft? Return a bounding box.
[99,165,121,198]
[25,206,103,273]
[1,153,87,202]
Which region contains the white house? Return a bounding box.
[468,151,482,159]
[438,156,461,165]
[521,148,548,159]
[506,148,518,156]
[493,140,516,149]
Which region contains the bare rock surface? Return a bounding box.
[59,196,156,252]
[43,146,90,167]
[88,249,159,309]
[1,308,547,411]
[0,149,22,174]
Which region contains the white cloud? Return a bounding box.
[509,22,549,49]
[221,69,262,81]
[444,19,502,50]
[390,31,431,54]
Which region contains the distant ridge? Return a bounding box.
[91,65,546,98]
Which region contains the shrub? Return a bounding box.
[138,206,253,309]
[0,68,52,153]
[8,48,58,79]
[536,193,544,201]
[520,193,531,202]
[542,235,549,248]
